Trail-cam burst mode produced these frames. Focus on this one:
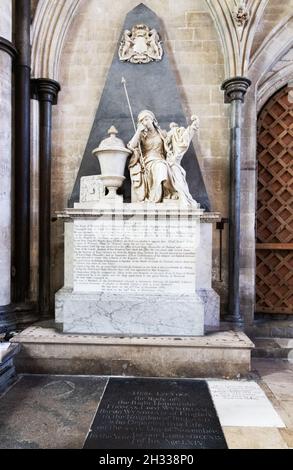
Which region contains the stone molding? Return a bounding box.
[0,36,17,59]
[31,0,82,81]
[221,76,251,103]
[257,63,293,112]
[31,77,61,104]
[55,207,220,221]
[206,0,269,77]
[248,16,293,89]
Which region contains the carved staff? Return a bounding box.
[121,76,145,172]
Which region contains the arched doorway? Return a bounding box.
[256,85,293,315]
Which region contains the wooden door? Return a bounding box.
[256,85,293,314]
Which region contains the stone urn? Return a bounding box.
[92,126,131,201]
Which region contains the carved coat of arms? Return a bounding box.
[119,24,163,64]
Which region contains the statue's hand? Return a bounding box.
[137,123,146,134]
[190,115,199,131]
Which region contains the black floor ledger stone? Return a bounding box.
[83,378,228,449]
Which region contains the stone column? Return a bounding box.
[13,0,31,303]
[221,77,251,323]
[31,78,60,317]
[0,1,17,332]
[12,0,39,329]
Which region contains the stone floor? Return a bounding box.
[0,358,292,449]
[223,358,293,449]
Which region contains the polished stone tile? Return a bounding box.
[223,427,288,449]
[0,375,108,449]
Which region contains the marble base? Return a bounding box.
[57,290,204,336]
[56,207,221,337]
[10,322,254,378]
[56,287,217,331]
[198,289,220,328]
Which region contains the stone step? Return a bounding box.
[248,321,293,339]
[252,337,293,359]
[0,343,20,395]
[10,322,254,379]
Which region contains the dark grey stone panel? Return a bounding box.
[0,375,107,449]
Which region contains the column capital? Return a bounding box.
[221,76,251,103]
[0,37,17,59]
[31,78,61,104]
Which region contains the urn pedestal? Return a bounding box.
[91,126,131,203]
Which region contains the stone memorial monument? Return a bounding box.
[55,3,221,338]
[10,4,253,379]
[56,108,213,336]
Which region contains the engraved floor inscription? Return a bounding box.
[83,378,227,449]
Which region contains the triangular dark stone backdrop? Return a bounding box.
[69,3,211,210]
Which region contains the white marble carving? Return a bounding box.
[198,289,220,329]
[128,110,199,205]
[208,381,285,428]
[62,292,204,336]
[92,126,131,202]
[119,24,163,64]
[80,175,104,202]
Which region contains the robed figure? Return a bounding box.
[127,110,199,205]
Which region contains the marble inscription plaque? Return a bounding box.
[83,378,227,449]
[208,381,285,428]
[73,217,199,294]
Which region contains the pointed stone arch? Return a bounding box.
[257,61,293,112]
[31,0,82,80]
[239,15,293,324]
[248,15,293,86]
[206,0,269,77]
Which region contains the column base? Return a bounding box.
[0,302,39,334]
[15,302,39,329]
[223,313,244,325]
